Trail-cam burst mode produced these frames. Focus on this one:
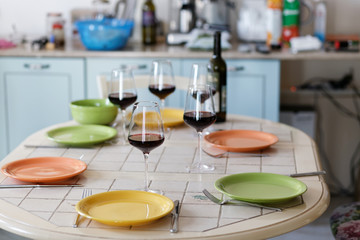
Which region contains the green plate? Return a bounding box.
[215,172,307,204]
[47,125,117,146]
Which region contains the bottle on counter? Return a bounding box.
[179,0,195,33]
[142,0,157,45]
[282,0,300,47]
[314,0,327,44]
[46,12,65,48]
[209,31,227,123]
[266,0,282,50]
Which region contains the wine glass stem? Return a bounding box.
[197,131,203,167]
[121,109,127,142]
[143,153,150,192]
[160,99,165,110]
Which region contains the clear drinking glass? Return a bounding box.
[128,101,165,193]
[149,60,176,110]
[183,83,216,172]
[108,68,137,143]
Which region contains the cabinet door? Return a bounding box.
[0,57,85,158]
[86,58,183,107]
[227,59,280,121]
[182,59,280,121]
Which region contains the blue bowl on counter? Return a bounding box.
[76,18,134,51]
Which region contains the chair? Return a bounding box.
[96,74,189,108]
[329,201,360,239]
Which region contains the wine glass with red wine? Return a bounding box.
[183,84,216,172]
[128,101,165,193]
[108,68,137,143]
[189,63,217,133]
[149,60,176,110]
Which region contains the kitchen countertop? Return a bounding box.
[1,40,360,60]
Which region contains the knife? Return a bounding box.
[170,200,179,233]
[0,184,83,188]
[289,171,326,178]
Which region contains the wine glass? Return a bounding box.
[149,60,176,110]
[108,68,137,143]
[128,101,165,193]
[190,63,217,134]
[183,83,216,172]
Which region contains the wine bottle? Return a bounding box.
[209,31,227,123]
[142,0,156,45]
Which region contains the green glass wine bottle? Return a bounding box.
[209,31,227,122]
[142,0,156,45]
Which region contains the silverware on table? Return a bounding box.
[202,189,282,212]
[170,200,180,233]
[0,184,83,188]
[73,188,92,228]
[289,170,326,178]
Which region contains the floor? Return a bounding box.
[0,195,352,240]
[270,195,353,240]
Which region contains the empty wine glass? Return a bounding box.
[183,83,216,172]
[108,68,137,143]
[128,101,165,193]
[149,60,176,110]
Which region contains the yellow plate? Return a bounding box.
[161,108,184,127]
[128,108,184,128]
[75,190,174,226]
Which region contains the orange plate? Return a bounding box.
[1,157,87,183]
[204,130,279,152]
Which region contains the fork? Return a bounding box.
[73,189,92,228]
[202,189,282,212]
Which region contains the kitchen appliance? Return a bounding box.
[237,0,267,42]
[195,0,235,31]
[179,0,196,33]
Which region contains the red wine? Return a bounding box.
[191,89,216,103]
[128,133,164,153]
[149,84,176,99]
[183,111,216,132]
[108,92,137,110]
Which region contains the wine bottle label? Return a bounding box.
[214,92,220,112]
[143,11,155,27]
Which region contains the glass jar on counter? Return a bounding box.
[46,12,65,48]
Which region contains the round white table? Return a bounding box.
[0,115,329,239]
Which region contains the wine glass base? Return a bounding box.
[138,188,164,195]
[186,163,215,173]
[148,189,164,195]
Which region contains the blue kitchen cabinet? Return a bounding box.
[182,59,280,121]
[86,58,183,107]
[0,57,85,159]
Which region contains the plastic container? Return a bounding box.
[76,18,134,51]
[314,1,327,43]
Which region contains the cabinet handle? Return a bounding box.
[228,66,244,72]
[24,63,50,70]
[120,64,147,71]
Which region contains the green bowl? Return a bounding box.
[70,99,118,125]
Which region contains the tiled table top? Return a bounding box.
[0,115,329,240]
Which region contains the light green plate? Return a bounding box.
[47,125,117,146]
[215,172,307,204]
